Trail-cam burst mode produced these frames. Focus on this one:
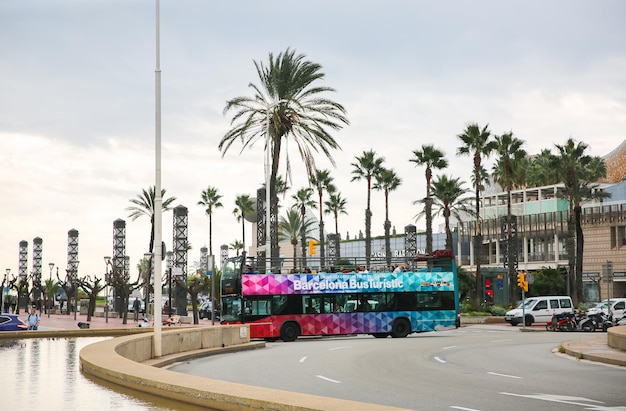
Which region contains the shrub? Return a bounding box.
[489,305,507,316]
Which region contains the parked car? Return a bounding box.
[505,296,573,326]
[586,298,626,319]
[0,314,28,331]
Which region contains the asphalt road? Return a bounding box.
[167,325,626,411]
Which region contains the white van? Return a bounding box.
[505,296,573,326]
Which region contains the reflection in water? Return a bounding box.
[0,337,211,411]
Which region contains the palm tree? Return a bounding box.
[229,240,244,256]
[525,149,560,188]
[491,132,526,303]
[324,192,348,239]
[292,187,316,268]
[311,169,336,267]
[197,186,223,256]
[373,168,402,267]
[456,123,495,306]
[324,192,347,261]
[233,194,255,252]
[220,48,349,268]
[410,144,448,253]
[427,175,474,250]
[278,209,317,270]
[351,150,385,268]
[127,186,177,254]
[553,138,609,304]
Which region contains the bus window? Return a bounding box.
[320,296,335,313]
[272,295,289,315]
[396,292,418,311]
[244,297,272,316]
[367,293,385,312]
[303,296,322,314]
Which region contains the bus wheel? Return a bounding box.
[372,333,388,338]
[280,322,300,342]
[391,319,411,338]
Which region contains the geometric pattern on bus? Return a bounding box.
[242,271,455,296]
[249,310,456,338]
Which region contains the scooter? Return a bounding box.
[579,312,613,332]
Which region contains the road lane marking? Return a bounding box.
[316,375,341,383]
[500,392,609,407]
[490,339,512,343]
[450,406,482,411]
[329,346,349,351]
[299,356,307,363]
[488,371,521,379]
[443,345,456,350]
[434,356,447,363]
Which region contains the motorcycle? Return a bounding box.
[578,312,613,332]
[546,312,580,331]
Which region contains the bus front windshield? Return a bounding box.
[221,297,242,322]
[222,257,241,282]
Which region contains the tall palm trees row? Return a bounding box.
[412,126,607,306]
[127,48,607,307]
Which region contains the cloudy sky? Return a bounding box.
[1,1,625,282]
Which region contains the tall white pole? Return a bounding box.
[153,0,163,357]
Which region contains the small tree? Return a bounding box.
[528,267,566,296]
[174,272,210,325]
[108,266,141,325]
[79,276,105,321]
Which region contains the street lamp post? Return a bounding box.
[48,262,54,318]
[104,256,112,323]
[166,251,173,317]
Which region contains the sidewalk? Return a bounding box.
[561,335,626,367]
[36,310,213,331]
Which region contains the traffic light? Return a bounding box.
[517,272,528,292]
[308,239,318,256]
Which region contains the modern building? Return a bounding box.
[457,139,626,305]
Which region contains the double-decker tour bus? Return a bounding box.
[220,250,459,341]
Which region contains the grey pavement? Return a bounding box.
[32,310,214,331]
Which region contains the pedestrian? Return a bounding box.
[10,296,17,314]
[132,297,141,321]
[27,308,40,330]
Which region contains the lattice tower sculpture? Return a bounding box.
[404,225,417,270]
[32,237,43,299]
[256,187,266,272]
[327,233,338,264]
[173,205,189,315]
[220,244,229,267]
[200,246,208,273]
[19,240,28,279]
[112,219,126,313]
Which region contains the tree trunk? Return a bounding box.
[575,205,584,304]
[425,197,433,254]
